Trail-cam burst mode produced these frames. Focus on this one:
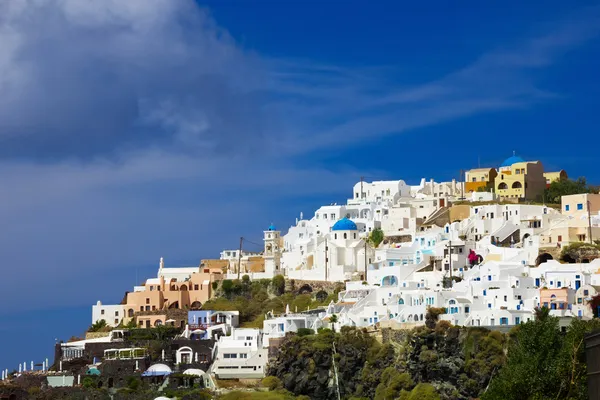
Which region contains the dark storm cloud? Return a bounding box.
[0,0,267,160]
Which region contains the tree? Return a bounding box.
[242,274,251,285]
[406,383,440,400]
[222,279,234,295]
[272,275,285,296]
[88,319,108,332]
[369,228,385,248]
[590,294,600,318]
[82,376,96,389]
[374,368,414,400]
[483,311,563,400]
[329,314,338,332]
[545,177,596,204]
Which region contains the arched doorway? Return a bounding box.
[535,253,553,267]
[177,347,193,364]
[191,301,202,309]
[298,284,313,294]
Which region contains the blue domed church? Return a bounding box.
[281,217,374,282]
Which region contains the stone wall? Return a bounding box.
[85,332,110,340]
[288,280,345,293]
[380,327,411,345]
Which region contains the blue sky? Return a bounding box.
[1,0,600,369]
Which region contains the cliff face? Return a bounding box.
[268,324,506,400]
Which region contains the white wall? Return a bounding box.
[92,302,126,327]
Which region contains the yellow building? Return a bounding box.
[465,168,497,193]
[544,170,568,186]
[495,156,547,201]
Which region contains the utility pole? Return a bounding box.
[237,237,243,280]
[325,238,328,281]
[448,240,453,285]
[360,176,364,200]
[588,200,594,244]
[364,240,368,282]
[332,341,342,400]
[460,169,465,200]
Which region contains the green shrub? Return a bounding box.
[261,375,283,391]
[296,328,313,337]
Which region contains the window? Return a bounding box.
[578,298,583,304]
[224,353,237,359]
[146,298,150,304]
[577,203,583,210]
[465,306,470,313]
[488,303,492,309]
[558,235,562,242]
[240,353,248,358]
[472,177,476,182]
[584,290,589,296]
[323,214,327,219]
[115,311,119,316]
[246,336,252,340]
[101,309,105,315]
[504,295,507,302]
[565,205,570,211]
[331,213,335,219]
[149,286,154,291]
[515,317,521,325]
[194,284,199,290]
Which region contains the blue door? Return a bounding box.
[535,278,540,287]
[576,280,581,290]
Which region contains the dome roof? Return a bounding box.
[183,368,207,377]
[332,217,358,231]
[501,155,525,167]
[268,223,276,231]
[147,363,172,373]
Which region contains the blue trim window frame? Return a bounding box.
[577,203,583,210]
[565,205,570,211]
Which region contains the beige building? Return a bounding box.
[562,193,600,217]
[465,168,497,193]
[464,155,566,202]
[496,160,546,201]
[542,194,600,245]
[123,259,224,323]
[544,170,568,186]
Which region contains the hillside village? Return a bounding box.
[2,154,600,400]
